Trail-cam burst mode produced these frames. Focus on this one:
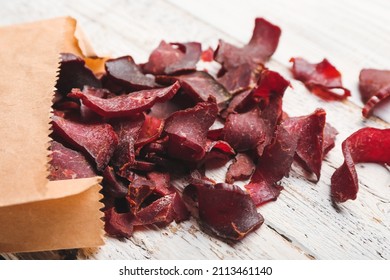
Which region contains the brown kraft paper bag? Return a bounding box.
[0,17,105,253]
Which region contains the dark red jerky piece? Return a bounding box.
[102,166,129,198]
[135,115,164,148]
[215,18,281,69]
[252,69,290,105]
[56,53,101,95]
[68,82,180,118]
[104,208,137,238]
[164,101,218,161]
[222,89,252,118]
[127,177,156,210]
[51,116,118,171]
[203,140,236,165]
[245,125,299,206]
[157,71,231,110]
[48,141,96,180]
[136,193,189,226]
[359,69,390,117]
[201,47,214,62]
[104,56,157,92]
[221,107,268,152]
[225,153,255,184]
[183,183,264,240]
[290,57,351,101]
[171,192,190,223]
[146,171,175,196]
[331,127,390,203]
[143,41,201,75]
[111,115,145,171]
[217,63,262,94]
[323,123,338,156]
[282,109,327,181]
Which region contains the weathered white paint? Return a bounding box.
[1,0,389,260]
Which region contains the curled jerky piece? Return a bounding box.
[215,18,281,69]
[102,166,129,198]
[359,69,390,117]
[164,101,218,161]
[157,71,231,110]
[68,82,180,118]
[104,56,157,92]
[282,109,327,181]
[104,208,137,238]
[183,183,264,240]
[221,107,268,152]
[143,41,201,75]
[127,177,156,210]
[52,116,118,171]
[215,18,281,93]
[331,127,390,203]
[49,141,96,180]
[226,153,255,184]
[245,125,299,206]
[56,53,101,95]
[136,193,189,225]
[290,57,350,100]
[135,115,164,148]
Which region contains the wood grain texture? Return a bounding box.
[0,0,389,260]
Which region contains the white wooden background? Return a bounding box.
[1,0,389,260]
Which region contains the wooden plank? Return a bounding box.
[1,0,389,260]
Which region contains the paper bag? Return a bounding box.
[0,17,104,253]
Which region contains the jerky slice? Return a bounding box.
[282,109,327,181]
[183,183,264,240]
[221,107,268,152]
[102,166,129,198]
[215,18,281,69]
[331,127,390,203]
[52,116,118,171]
[359,69,390,117]
[143,41,201,75]
[68,82,180,118]
[104,56,157,91]
[214,18,281,93]
[111,114,145,171]
[290,57,350,100]
[157,71,231,110]
[56,53,101,95]
[164,101,218,161]
[245,125,299,206]
[48,141,96,180]
[225,153,255,184]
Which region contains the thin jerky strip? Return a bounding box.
[68,82,180,118]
